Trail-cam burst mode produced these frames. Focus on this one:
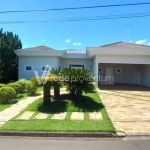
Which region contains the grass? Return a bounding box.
[0,92,28,112]
[0,89,116,133]
[0,87,43,112]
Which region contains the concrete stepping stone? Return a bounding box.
[89,112,103,120]
[17,111,34,120]
[70,112,84,120]
[34,113,49,120]
[52,112,67,120]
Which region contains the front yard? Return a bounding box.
[0,86,43,112]
[0,90,115,133]
[0,93,28,112]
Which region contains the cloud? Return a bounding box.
[126,31,130,33]
[129,41,132,43]
[64,39,71,43]
[148,42,150,46]
[72,42,81,46]
[42,39,45,42]
[135,39,147,45]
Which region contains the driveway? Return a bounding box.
[97,84,150,135]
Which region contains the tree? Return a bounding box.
[62,68,95,101]
[50,67,62,100]
[0,28,22,83]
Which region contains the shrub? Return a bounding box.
[17,79,28,92]
[7,83,22,95]
[25,81,38,95]
[31,77,39,87]
[0,87,16,103]
[0,84,6,88]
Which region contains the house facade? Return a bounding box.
[15,42,150,87]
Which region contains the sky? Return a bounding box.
[0,0,150,49]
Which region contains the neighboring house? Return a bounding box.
[15,42,150,87]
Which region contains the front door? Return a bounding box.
[106,67,113,76]
[105,67,113,83]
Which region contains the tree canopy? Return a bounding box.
[0,28,22,83]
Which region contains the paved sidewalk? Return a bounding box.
[97,86,150,136]
[0,94,43,126]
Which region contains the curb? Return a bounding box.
[0,132,124,138]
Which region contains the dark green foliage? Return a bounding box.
[0,87,16,103]
[62,68,95,101]
[0,28,22,83]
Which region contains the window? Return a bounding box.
[69,65,84,70]
[25,66,32,71]
[42,67,46,71]
[116,68,121,73]
[99,68,103,73]
[42,66,50,71]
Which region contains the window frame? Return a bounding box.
[25,65,33,71]
[116,68,122,73]
[99,68,103,73]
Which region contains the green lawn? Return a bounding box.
[0,90,116,133]
[0,87,43,112]
[0,92,28,112]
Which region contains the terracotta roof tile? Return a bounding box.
[101,42,150,49]
[21,46,55,50]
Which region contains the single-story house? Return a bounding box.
[15,42,150,87]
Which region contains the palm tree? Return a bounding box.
[51,67,62,100]
[62,68,95,101]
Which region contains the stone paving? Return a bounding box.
[70,112,84,120]
[16,111,103,121]
[97,85,150,135]
[34,113,49,120]
[52,112,67,120]
[17,111,34,120]
[89,112,103,120]
[0,94,43,126]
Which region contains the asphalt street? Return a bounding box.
[0,136,150,150]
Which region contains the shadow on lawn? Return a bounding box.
[37,94,104,113]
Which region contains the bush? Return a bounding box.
[7,83,22,95]
[0,84,6,88]
[31,77,39,87]
[25,81,38,95]
[17,79,28,92]
[0,87,16,103]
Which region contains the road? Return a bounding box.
[0,137,150,150]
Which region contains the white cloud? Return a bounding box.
[42,39,45,42]
[148,42,150,46]
[126,31,130,33]
[64,39,71,43]
[129,41,132,43]
[135,39,147,45]
[72,42,81,46]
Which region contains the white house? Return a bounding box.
[15,42,150,87]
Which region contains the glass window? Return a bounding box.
[26,66,32,71]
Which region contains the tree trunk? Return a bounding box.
[76,90,82,101]
[54,86,60,100]
[43,84,51,105]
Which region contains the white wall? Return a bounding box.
[99,64,137,84]
[60,58,93,72]
[141,64,150,87]
[95,55,150,64]
[18,56,59,80]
